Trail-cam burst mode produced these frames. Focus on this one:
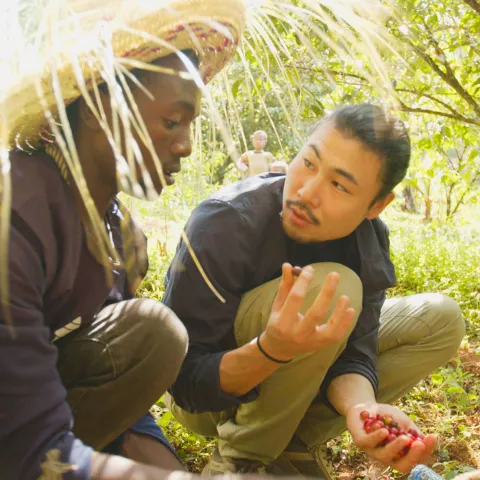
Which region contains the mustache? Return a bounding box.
[286,200,320,225]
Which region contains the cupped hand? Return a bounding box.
[347,402,437,474]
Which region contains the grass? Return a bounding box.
[330,208,480,480]
[128,194,480,479]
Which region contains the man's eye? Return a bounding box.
[163,119,180,130]
[304,158,315,170]
[332,181,348,193]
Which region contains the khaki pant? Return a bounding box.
[56,298,188,450]
[166,263,465,464]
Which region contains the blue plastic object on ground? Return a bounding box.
[409,465,446,480]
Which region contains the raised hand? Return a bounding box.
[259,263,356,362]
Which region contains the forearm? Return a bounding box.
[237,156,248,171]
[326,373,376,416]
[219,333,281,396]
[91,452,181,480]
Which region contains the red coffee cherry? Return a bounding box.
[360,411,371,421]
[359,412,426,454]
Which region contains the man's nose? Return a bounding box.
[171,132,192,158]
[298,175,324,208]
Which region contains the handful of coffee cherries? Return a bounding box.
[360,411,425,457]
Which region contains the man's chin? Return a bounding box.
[282,217,316,244]
[120,178,163,201]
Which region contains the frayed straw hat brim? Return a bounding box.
[4,0,245,150]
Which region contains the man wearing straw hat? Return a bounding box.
[0,0,249,478]
[164,104,465,478]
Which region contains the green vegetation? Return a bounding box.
[128,196,480,479]
[331,208,480,480]
[128,0,480,476]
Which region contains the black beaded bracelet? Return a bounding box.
[256,335,292,364]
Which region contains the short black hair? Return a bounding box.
[315,104,411,202]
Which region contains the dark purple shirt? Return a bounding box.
[0,151,115,479]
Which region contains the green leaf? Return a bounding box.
[231,78,243,99]
[433,133,443,145]
[468,149,479,162]
[418,138,433,149]
[158,411,173,427]
[446,386,465,394]
[431,373,444,384]
[442,126,452,138]
[471,76,480,88]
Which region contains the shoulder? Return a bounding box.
[10,150,78,234]
[189,175,284,234]
[11,150,75,211]
[355,217,390,248]
[208,174,283,213]
[370,217,390,246]
[10,150,81,280]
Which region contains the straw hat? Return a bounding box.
[0,0,246,299]
[2,0,246,150]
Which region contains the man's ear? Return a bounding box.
[366,192,395,219]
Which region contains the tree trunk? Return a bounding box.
[424,197,433,221]
[210,157,234,185]
[401,186,417,213]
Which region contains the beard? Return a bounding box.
[281,213,319,244]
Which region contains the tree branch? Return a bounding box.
[324,70,370,83]
[420,18,450,70]
[294,66,371,85]
[405,38,480,119]
[463,0,480,15]
[395,88,465,118]
[450,174,479,217]
[396,100,480,126]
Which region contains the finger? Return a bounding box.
[303,272,340,327]
[293,266,303,277]
[313,306,355,348]
[381,434,415,464]
[421,434,437,458]
[272,263,294,312]
[355,428,389,450]
[280,265,314,319]
[392,439,428,473]
[317,295,355,339]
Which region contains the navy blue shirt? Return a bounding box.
[164,174,396,413]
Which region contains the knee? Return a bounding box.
[143,299,189,367]
[424,293,465,352]
[123,298,189,377]
[310,262,363,313]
